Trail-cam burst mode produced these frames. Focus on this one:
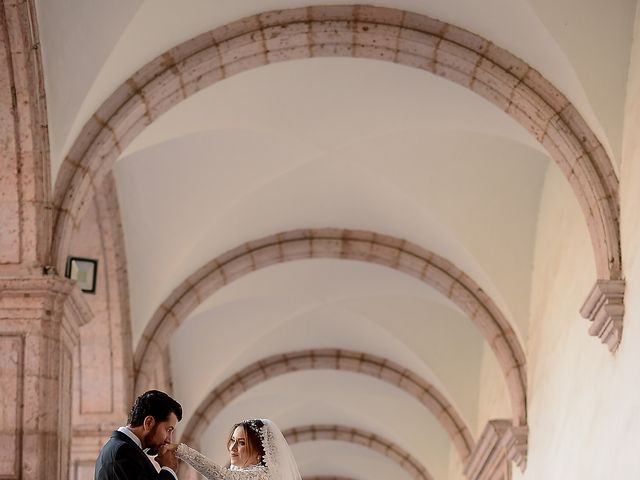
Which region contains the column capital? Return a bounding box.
[581,279,625,352]
[464,419,528,480]
[0,275,93,346]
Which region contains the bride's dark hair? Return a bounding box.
[227,419,266,466]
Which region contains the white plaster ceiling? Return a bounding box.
[35,1,637,478]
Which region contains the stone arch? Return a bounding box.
[134,228,527,426]
[51,5,621,296]
[177,349,474,462]
[284,425,433,480]
[179,424,434,480]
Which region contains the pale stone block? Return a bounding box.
[450,282,482,318]
[443,24,488,54]
[378,364,404,385]
[267,46,310,64]
[355,22,401,51]
[310,21,354,47]
[179,45,224,88]
[473,59,516,105]
[0,201,20,263]
[340,238,372,261]
[171,290,201,323]
[545,115,586,163]
[221,254,256,284]
[401,11,445,36]
[424,263,455,297]
[395,251,428,280]
[219,31,265,63]
[438,39,482,77]
[241,366,267,387]
[558,104,601,153]
[310,238,343,259]
[143,72,185,121]
[219,379,246,404]
[435,61,474,88]
[263,23,310,52]
[247,233,280,252]
[397,27,439,59]
[484,43,529,80]
[523,68,568,112]
[418,386,445,413]
[395,50,436,72]
[278,228,310,242]
[0,335,22,477]
[183,65,226,97]
[281,238,312,261]
[333,427,354,442]
[353,44,397,63]
[170,31,215,64]
[130,54,171,91]
[211,16,262,45]
[226,53,270,78]
[312,352,338,369]
[336,354,363,373]
[385,445,405,465]
[197,270,227,299]
[106,94,151,149]
[259,7,309,27]
[263,359,289,378]
[309,5,356,22]
[356,5,404,25]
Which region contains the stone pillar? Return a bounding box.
[0,277,91,480]
[0,0,52,276]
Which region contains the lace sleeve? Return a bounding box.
[175,444,269,480]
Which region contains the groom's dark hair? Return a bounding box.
[128,390,182,427]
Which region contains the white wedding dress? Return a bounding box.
[176,444,268,480]
[175,419,301,480]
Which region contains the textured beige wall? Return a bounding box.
[474,342,511,437]
[518,5,640,477]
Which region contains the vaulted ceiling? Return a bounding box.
[36,0,636,478]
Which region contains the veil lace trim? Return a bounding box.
[258,419,302,480]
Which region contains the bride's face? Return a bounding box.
[228,425,260,467]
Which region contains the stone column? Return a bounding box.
[0,277,91,480]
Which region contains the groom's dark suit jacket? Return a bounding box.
[94,430,175,480]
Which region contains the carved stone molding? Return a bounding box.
[464,420,528,480]
[580,279,625,352]
[503,425,528,472]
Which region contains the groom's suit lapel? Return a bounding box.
[112,430,159,476]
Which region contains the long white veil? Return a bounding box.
[260,419,302,480]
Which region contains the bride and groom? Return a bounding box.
[94,390,301,480]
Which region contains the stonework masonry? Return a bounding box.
[0,277,91,480]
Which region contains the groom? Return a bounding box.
[95,390,183,479]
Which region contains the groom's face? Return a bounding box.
[142,412,178,455]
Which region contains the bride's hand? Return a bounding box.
[160,443,179,454]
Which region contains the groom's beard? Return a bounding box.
[143,424,162,455]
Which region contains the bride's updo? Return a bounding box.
[228,419,266,466]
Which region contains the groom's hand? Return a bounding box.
[156,444,178,470]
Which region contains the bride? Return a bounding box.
[161,419,302,480]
